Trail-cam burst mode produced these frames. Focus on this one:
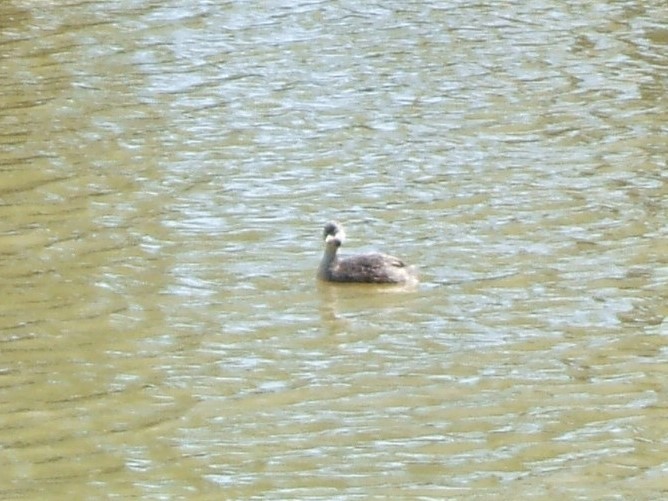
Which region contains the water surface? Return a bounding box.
[1,0,666,498]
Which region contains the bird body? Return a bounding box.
[317,222,416,284]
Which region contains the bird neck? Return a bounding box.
[318,243,339,279]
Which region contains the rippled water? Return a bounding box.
[1,0,667,498]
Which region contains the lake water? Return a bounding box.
[1,0,666,498]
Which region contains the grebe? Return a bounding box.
[317,221,417,284]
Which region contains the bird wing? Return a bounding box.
[334,253,406,283]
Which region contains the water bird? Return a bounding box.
[317,221,417,284]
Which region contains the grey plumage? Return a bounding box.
[317,221,416,284]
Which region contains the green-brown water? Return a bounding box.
[1,1,666,498]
